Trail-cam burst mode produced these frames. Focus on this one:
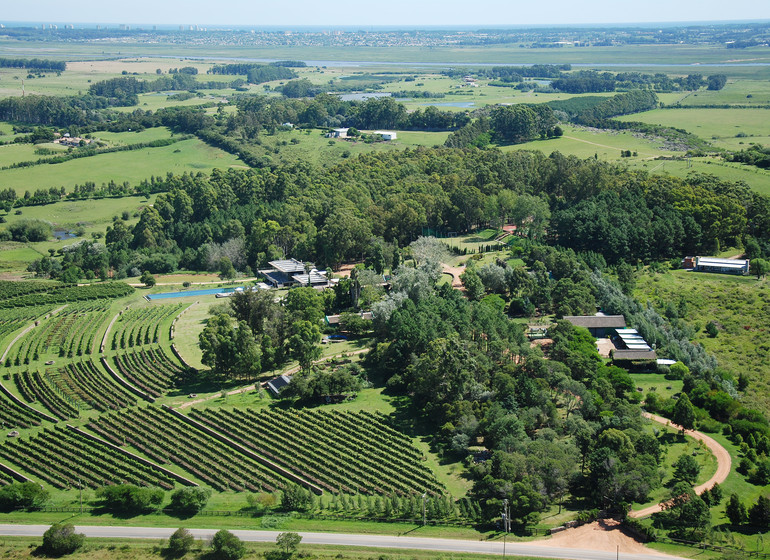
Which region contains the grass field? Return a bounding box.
[615,107,770,148]
[2,39,769,70]
[0,195,157,273]
[0,537,551,560]
[635,268,770,415]
[0,137,243,195]
[503,124,682,161]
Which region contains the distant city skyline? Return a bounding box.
[1,0,769,28]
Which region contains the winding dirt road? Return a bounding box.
[628,412,732,518]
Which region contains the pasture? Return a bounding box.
[615,107,770,148]
[503,124,682,161]
[635,268,770,415]
[0,137,243,196]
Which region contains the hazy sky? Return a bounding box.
[2,0,769,27]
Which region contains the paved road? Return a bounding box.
[629,412,732,518]
[0,524,684,560]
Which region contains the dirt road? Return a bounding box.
[628,412,732,518]
[531,519,675,556]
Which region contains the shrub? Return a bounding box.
[40,523,84,556]
[96,484,164,513]
[8,219,52,242]
[280,483,312,512]
[169,487,211,515]
[0,481,49,511]
[211,529,245,560]
[167,527,195,557]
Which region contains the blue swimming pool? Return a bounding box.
[147,287,245,300]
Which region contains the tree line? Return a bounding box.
[0,57,66,71]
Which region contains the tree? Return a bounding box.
[707,74,727,91]
[749,495,770,529]
[169,487,211,515]
[461,267,485,301]
[672,454,701,485]
[751,258,770,280]
[219,256,236,279]
[275,532,302,556]
[705,320,719,338]
[672,393,696,432]
[286,320,321,371]
[140,270,156,287]
[709,482,723,505]
[167,528,195,557]
[40,523,85,556]
[726,493,748,525]
[199,314,261,379]
[281,483,312,512]
[60,265,82,284]
[211,529,245,560]
[96,484,163,513]
[0,482,49,511]
[284,287,326,324]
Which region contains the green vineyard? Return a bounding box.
[0,281,445,508]
[188,407,444,496]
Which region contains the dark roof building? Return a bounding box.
[266,374,291,396]
[611,349,657,362]
[563,315,626,338]
[259,259,330,288]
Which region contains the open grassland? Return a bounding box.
[503,124,681,161]
[0,142,68,167]
[635,269,770,415]
[0,196,156,273]
[0,137,243,195]
[664,79,770,107]
[615,107,770,147]
[0,243,47,275]
[254,128,448,166]
[630,157,770,197]
[2,39,769,69]
[92,127,174,145]
[630,373,683,401]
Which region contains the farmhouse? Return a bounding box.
[325,311,374,326]
[259,259,330,288]
[327,128,349,139]
[563,314,626,338]
[373,131,397,141]
[691,256,750,275]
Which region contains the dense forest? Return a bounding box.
[17,147,770,281]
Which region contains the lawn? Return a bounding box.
[630,373,683,401]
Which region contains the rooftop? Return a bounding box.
[268,259,306,274]
[612,349,657,361]
[697,257,749,268]
[563,315,626,329]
